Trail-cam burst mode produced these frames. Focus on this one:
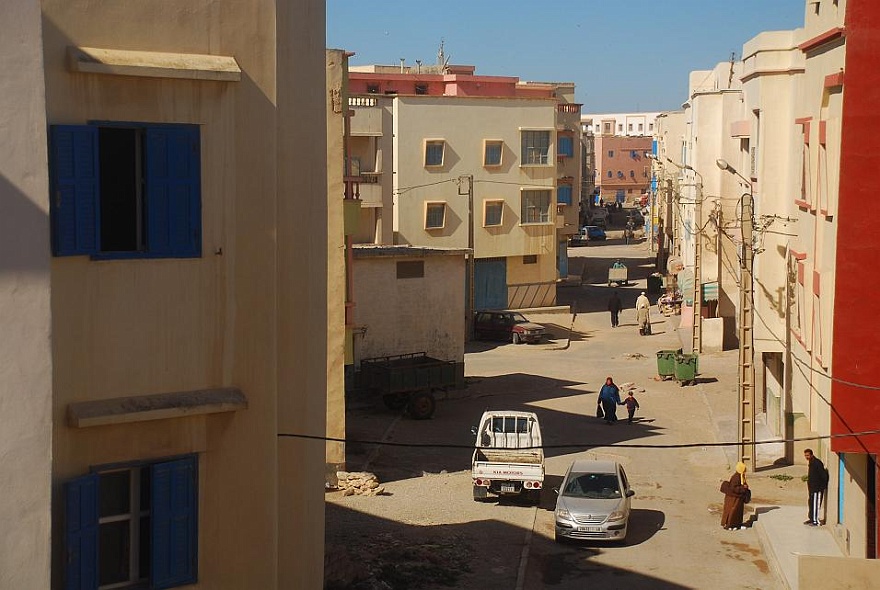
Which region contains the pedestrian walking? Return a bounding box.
[607,291,622,328]
[623,391,640,423]
[635,291,651,335]
[598,377,623,425]
[804,448,829,526]
[720,462,751,530]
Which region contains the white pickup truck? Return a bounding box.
[471,411,544,504]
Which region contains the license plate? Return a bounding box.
[577,526,602,532]
[501,485,516,493]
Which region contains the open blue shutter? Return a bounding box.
[64,474,99,590]
[145,126,201,258]
[151,456,197,589]
[50,126,99,256]
[558,136,573,157]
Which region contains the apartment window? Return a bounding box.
[617,124,623,132]
[607,170,613,178]
[628,124,633,132]
[397,260,424,279]
[595,124,600,132]
[523,254,537,264]
[521,189,551,224]
[630,150,638,158]
[484,140,503,167]
[557,185,573,205]
[483,200,503,226]
[414,83,428,95]
[557,136,574,158]
[638,123,644,132]
[521,130,551,165]
[64,456,198,589]
[424,202,446,229]
[424,140,445,167]
[49,124,202,259]
[607,150,614,158]
[617,171,625,179]
[649,123,654,131]
[630,170,635,178]
[603,123,612,134]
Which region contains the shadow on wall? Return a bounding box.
[0,173,50,273]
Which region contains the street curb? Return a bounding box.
[753,506,792,590]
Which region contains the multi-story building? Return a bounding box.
[583,111,660,207]
[347,64,581,308]
[654,0,880,564]
[1,2,331,588]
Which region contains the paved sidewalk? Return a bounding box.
[753,505,843,590]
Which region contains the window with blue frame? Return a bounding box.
[49,124,201,259]
[65,455,198,590]
[557,185,573,206]
[557,136,573,158]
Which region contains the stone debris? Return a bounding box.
[336,471,386,496]
[624,352,647,360]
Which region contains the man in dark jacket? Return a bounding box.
[607,291,622,327]
[804,448,829,526]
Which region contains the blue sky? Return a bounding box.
[326,0,805,113]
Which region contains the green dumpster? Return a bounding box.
[656,350,679,379]
[674,353,699,385]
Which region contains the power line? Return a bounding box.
[278,428,880,450]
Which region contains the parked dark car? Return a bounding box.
[585,225,606,241]
[474,310,545,344]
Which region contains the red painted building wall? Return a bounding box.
[830,0,880,455]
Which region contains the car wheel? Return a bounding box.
[512,332,521,345]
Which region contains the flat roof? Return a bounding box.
[352,244,469,259]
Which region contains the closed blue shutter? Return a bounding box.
[50,126,100,256]
[557,186,572,206]
[145,126,201,258]
[151,456,197,589]
[64,474,99,590]
[557,136,573,157]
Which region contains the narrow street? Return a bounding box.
[326,235,805,590]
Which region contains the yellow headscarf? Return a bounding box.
[736,462,747,486]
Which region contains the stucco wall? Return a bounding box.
[41,0,328,588]
[352,251,466,364]
[0,1,52,587]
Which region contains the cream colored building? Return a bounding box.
[0,1,330,588]
[393,96,559,309]
[0,1,53,588]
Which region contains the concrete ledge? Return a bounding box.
[68,387,247,428]
[514,305,571,315]
[67,46,241,82]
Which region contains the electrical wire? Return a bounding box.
[278,428,880,450]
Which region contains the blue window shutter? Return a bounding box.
[557,186,572,205]
[50,125,99,256]
[558,137,573,157]
[145,126,202,257]
[64,474,99,590]
[151,456,198,589]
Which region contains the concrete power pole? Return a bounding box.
[691,176,702,355]
[460,175,475,340]
[738,192,756,469]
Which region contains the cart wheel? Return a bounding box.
[407,391,436,420]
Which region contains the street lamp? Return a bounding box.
[716,158,756,471]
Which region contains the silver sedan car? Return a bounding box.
[554,459,635,542]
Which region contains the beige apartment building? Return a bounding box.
[654,0,880,566]
[1,1,331,589]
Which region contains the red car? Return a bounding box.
[474,310,546,344]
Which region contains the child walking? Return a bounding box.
[623,391,640,423]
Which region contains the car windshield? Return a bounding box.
[562,473,621,499]
[511,313,529,324]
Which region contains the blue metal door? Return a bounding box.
[475,258,507,310]
[558,241,569,278]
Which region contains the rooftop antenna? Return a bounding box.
[728,51,736,88]
[437,39,450,72]
[415,59,422,74]
[400,57,405,73]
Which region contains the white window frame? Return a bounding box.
[519,129,552,167]
[98,467,149,589]
[424,139,446,167]
[483,199,504,227]
[520,189,552,225]
[424,201,447,229]
[483,140,503,167]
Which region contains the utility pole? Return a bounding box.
[690,170,703,355]
[738,191,756,469]
[667,180,677,256]
[460,175,475,340]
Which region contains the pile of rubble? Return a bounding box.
[336,471,385,496]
